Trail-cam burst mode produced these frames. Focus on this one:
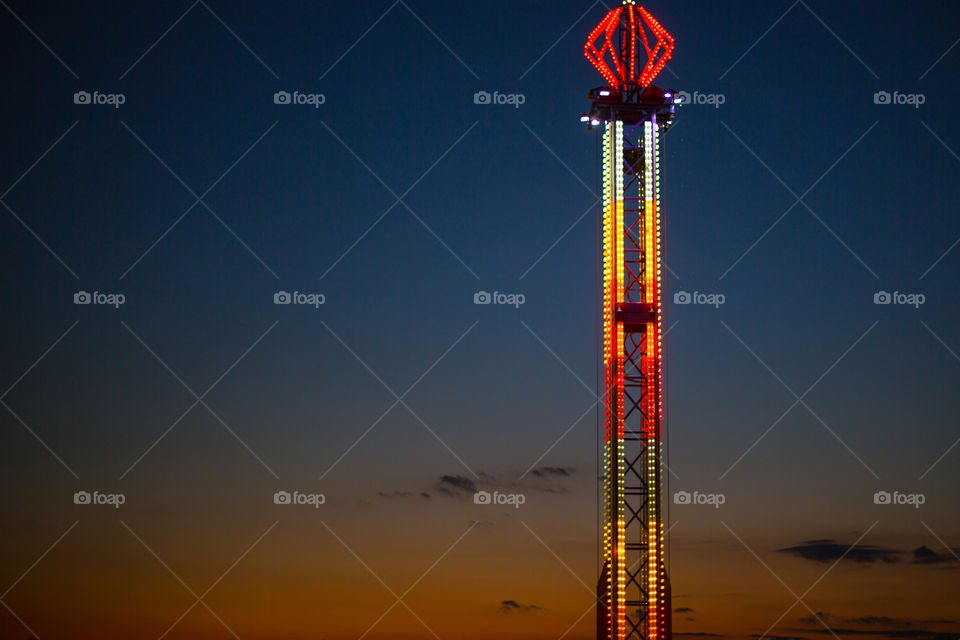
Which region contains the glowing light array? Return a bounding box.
[614,121,626,640]
[636,8,674,87]
[601,122,617,640]
[643,120,662,640]
[590,9,673,640]
[653,121,667,638]
[600,116,668,640]
[602,122,615,447]
[586,7,625,88]
[584,2,675,90]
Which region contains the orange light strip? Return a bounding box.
[654,120,666,639]
[601,122,617,640]
[613,121,626,640]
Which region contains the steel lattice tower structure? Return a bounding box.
[581,3,678,640]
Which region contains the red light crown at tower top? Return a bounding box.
[585,0,675,90]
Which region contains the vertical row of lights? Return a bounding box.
[643,120,660,640]
[653,123,670,635]
[653,121,667,635]
[626,5,637,82]
[613,120,626,640]
[605,115,668,640]
[601,122,616,639]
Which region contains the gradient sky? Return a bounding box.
[1,1,959,639]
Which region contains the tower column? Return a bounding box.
[583,5,677,640]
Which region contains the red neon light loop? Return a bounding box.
[584,3,675,89]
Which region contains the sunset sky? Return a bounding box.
[1,1,959,639]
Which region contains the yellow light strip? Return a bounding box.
[613,120,626,640]
[602,122,616,640]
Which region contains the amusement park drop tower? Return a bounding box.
[582,3,679,639]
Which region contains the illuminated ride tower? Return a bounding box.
[580,3,679,640]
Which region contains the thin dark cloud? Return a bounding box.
[437,475,477,495]
[795,628,959,640]
[794,614,959,640]
[854,618,906,627]
[676,607,695,613]
[776,539,900,564]
[531,485,569,495]
[800,614,911,627]
[531,466,574,477]
[526,466,574,494]
[911,546,959,565]
[499,599,544,613]
[377,490,412,498]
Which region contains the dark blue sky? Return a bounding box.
[1,1,958,638]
